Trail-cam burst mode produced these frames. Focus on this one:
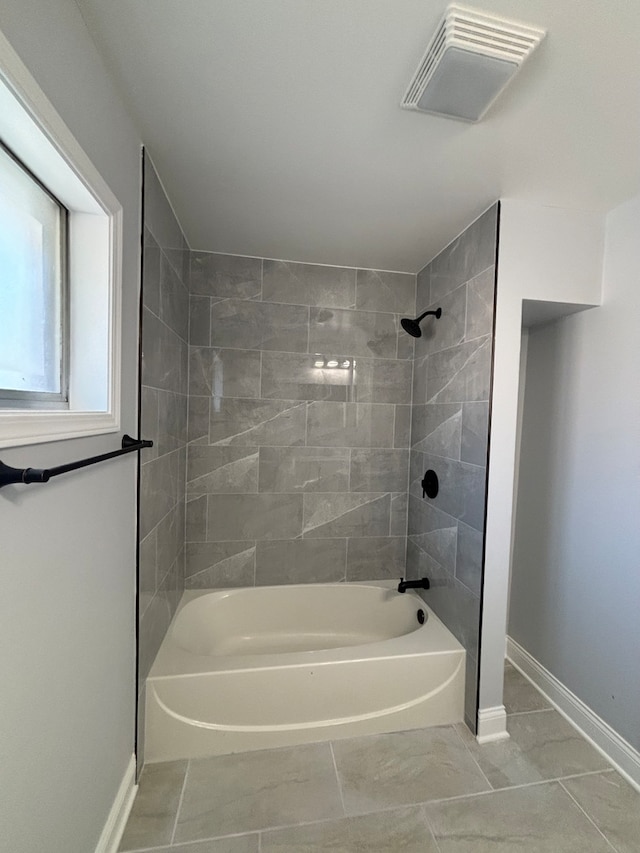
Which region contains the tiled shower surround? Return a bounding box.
[184,258,417,587]
[137,190,499,746]
[406,205,499,728]
[138,156,189,759]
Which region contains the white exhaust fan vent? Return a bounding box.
[401,4,546,122]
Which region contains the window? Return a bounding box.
[0,141,68,406]
[0,27,123,449]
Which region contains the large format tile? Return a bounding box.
[303,492,390,538]
[426,336,492,404]
[306,402,395,448]
[418,283,466,357]
[309,307,397,359]
[118,760,187,851]
[394,404,412,448]
[185,541,255,588]
[562,771,640,853]
[465,266,495,340]
[421,453,486,532]
[211,299,309,352]
[455,521,484,596]
[209,398,306,447]
[189,347,261,399]
[503,663,552,714]
[145,837,259,853]
[187,446,258,494]
[411,403,462,458]
[407,499,457,574]
[425,781,612,853]
[189,294,211,346]
[160,252,189,341]
[207,493,303,541]
[460,401,489,465]
[460,709,610,788]
[142,228,161,316]
[332,727,490,815]
[263,259,356,308]
[346,536,406,580]
[428,205,498,303]
[173,743,343,841]
[255,539,346,585]
[353,357,412,404]
[142,306,187,394]
[190,252,262,299]
[262,806,437,853]
[258,446,349,493]
[355,269,416,314]
[350,448,409,492]
[261,351,353,402]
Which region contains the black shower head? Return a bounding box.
[400,307,442,337]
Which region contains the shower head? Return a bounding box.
[400,307,442,337]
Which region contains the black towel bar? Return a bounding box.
[0,434,153,489]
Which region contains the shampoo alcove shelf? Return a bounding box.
[0,434,153,488]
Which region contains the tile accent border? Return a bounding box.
[507,636,640,792]
[94,754,137,853]
[476,706,509,743]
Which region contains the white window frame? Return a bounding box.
[0,27,122,449]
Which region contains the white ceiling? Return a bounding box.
[75,0,640,272]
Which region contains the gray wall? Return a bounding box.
[509,194,640,751]
[185,254,415,587]
[138,155,190,760]
[0,3,141,852]
[406,205,498,728]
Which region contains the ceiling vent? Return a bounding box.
[401,4,546,122]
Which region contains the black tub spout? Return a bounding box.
[398,577,430,593]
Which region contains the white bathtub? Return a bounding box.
[145,581,465,762]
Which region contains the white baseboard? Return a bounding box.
[95,753,138,853]
[507,637,640,792]
[476,705,509,743]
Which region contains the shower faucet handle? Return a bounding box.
[421,469,439,499]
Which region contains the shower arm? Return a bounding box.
[415,309,441,323]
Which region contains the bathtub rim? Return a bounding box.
[148,580,464,681]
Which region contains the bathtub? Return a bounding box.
[145,581,465,762]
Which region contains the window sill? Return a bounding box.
[0,411,120,449]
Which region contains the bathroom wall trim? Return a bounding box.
[476,706,509,743]
[94,754,137,853]
[507,637,640,792]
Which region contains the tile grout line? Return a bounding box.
[451,724,494,791]
[119,769,618,853]
[169,759,190,845]
[420,804,445,853]
[559,780,621,852]
[329,741,348,817]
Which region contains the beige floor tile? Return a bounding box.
[459,709,610,787]
[261,806,438,853]
[332,727,490,815]
[142,837,258,853]
[173,743,343,842]
[118,761,187,850]
[425,781,613,852]
[503,663,552,714]
[261,806,438,852]
[563,771,640,853]
[118,760,187,851]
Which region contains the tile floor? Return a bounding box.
[120,663,640,852]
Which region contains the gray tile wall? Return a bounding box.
[406,204,499,731]
[185,255,416,589]
[138,155,190,760]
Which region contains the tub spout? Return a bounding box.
[397,577,430,593]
